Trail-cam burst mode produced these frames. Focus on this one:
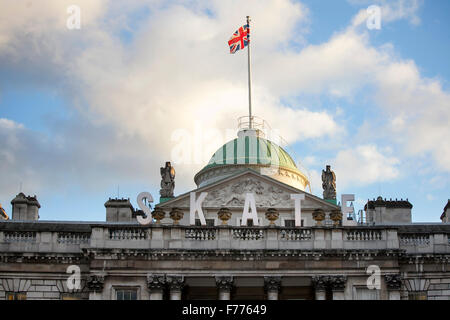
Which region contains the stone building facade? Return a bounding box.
[0,127,449,300]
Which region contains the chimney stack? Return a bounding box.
[11,193,40,221]
[105,198,134,222]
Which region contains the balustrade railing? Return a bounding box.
[4,231,36,242]
[57,232,90,244]
[233,228,264,240]
[399,234,430,246]
[109,228,147,240]
[185,228,216,240]
[280,228,312,241]
[346,229,382,241]
[1,224,448,253]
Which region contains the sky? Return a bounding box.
[0,0,449,222]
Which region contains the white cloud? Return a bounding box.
[332,144,400,188]
[350,0,422,27]
[0,0,448,205]
[308,169,323,197]
[0,0,340,198]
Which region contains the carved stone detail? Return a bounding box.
[311,275,327,291]
[87,275,105,292]
[147,274,166,291]
[265,208,279,225]
[181,177,297,208]
[160,162,175,198]
[215,276,234,291]
[312,209,326,226]
[264,276,282,292]
[328,275,347,291]
[312,275,347,291]
[151,208,165,224]
[322,165,336,200]
[169,208,183,225]
[329,209,342,226]
[217,207,232,225]
[166,275,185,291]
[385,274,402,290]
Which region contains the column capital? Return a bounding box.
[215,276,234,291]
[166,275,185,291]
[264,276,282,292]
[87,275,105,292]
[385,274,402,290]
[147,274,166,291]
[328,275,347,291]
[311,275,327,291]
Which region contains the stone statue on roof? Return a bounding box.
[322,165,336,200]
[160,162,175,198]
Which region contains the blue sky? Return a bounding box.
[0,0,449,222]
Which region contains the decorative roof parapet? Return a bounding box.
[364,196,413,210]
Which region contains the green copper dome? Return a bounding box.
[194,132,310,190]
[204,136,298,171]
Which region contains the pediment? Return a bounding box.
[158,170,339,211]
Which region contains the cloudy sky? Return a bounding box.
[0,0,449,222]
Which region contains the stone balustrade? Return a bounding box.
[399,234,430,246]
[0,222,449,254]
[109,228,147,240]
[346,229,382,241]
[4,231,36,243]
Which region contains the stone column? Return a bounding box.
[329,275,347,300]
[264,276,282,300]
[87,275,105,300]
[312,276,327,300]
[385,274,402,300]
[166,275,184,300]
[215,276,233,300]
[147,274,166,300]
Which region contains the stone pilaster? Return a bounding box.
[264,276,282,300]
[385,274,402,300]
[329,275,347,300]
[311,276,327,300]
[166,275,184,300]
[215,276,233,300]
[87,275,105,300]
[147,274,166,300]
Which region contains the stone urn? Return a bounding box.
[151,208,165,225]
[265,208,279,225]
[217,207,232,225]
[312,209,326,226]
[329,209,342,226]
[169,208,184,225]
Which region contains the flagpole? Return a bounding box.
[247,16,253,129]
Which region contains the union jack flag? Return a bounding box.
[228,24,250,54]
